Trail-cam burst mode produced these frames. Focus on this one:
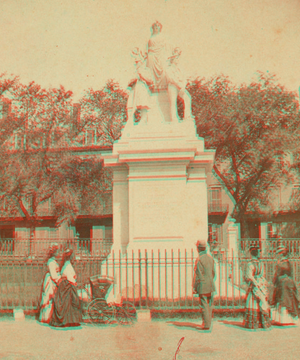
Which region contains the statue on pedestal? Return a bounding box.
[146,21,168,89]
[126,22,194,128]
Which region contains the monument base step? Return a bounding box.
[136,310,151,322]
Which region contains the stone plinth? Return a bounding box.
[102,92,215,254]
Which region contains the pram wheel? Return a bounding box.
[121,301,137,322]
[115,305,133,325]
[88,299,113,325]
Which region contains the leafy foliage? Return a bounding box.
[79,79,128,145]
[188,73,300,234]
[0,77,116,235]
[1,71,300,239]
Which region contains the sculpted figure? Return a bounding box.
[146,21,167,89]
[124,22,194,133]
[166,48,194,121]
[125,48,154,130]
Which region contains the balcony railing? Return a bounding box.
[239,238,300,257]
[0,238,113,259]
[208,203,229,214]
[4,130,111,151]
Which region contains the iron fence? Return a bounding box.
[0,238,113,259]
[1,247,300,312]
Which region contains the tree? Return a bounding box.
[79,79,128,145]
[0,80,112,239]
[0,73,21,147]
[187,73,300,236]
[0,83,74,236]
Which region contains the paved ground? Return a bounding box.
[0,316,299,360]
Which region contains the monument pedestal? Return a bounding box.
[102,90,215,302]
[103,121,215,254]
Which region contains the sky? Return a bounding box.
[1,0,300,101]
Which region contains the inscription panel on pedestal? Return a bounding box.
[131,182,183,240]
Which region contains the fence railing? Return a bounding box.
[1,249,300,312]
[208,203,229,214]
[0,238,113,259]
[5,130,111,151]
[239,238,300,257]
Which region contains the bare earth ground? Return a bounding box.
[0,316,299,360]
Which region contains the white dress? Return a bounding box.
[39,258,61,323]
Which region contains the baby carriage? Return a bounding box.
[86,275,136,325]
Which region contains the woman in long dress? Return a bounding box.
[271,245,299,325]
[39,244,61,323]
[50,249,82,327]
[244,246,271,329]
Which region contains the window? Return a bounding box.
[291,185,300,198]
[209,187,222,211]
[269,187,280,209]
[267,222,285,239]
[85,130,95,146]
[75,224,92,254]
[208,224,222,248]
[0,226,15,255]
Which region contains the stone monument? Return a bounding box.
[102,23,215,302]
[103,21,215,254]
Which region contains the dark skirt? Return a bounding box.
[50,279,82,327]
[272,275,299,318]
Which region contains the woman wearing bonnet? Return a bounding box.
[39,243,61,323]
[50,248,82,327]
[271,245,299,325]
[244,246,271,329]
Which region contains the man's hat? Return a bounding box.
[249,245,259,252]
[195,240,207,249]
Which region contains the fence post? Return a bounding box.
[178,249,181,307]
[165,249,167,309]
[132,250,135,306]
[138,249,141,308]
[151,250,154,308]
[126,250,128,301]
[119,249,122,301]
[184,249,187,308]
[145,249,148,308]
[227,218,239,256]
[171,249,174,309]
[158,249,161,309]
[191,248,194,309]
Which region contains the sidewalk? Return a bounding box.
[0,316,299,360]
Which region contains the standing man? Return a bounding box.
[193,240,215,330]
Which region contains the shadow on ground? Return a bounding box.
[166,321,214,332]
[218,320,245,329]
